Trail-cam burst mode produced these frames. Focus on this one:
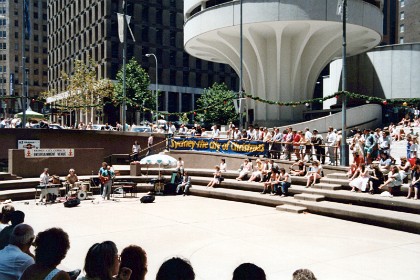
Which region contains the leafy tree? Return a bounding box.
[42,58,113,124]
[113,58,152,123]
[196,83,238,125]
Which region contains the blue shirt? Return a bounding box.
[0,244,34,280]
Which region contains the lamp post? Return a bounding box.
[340,0,349,166]
[145,53,158,125]
[239,0,243,130]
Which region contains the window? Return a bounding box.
[400,0,405,7]
[400,37,404,44]
[400,24,405,33]
[400,12,404,20]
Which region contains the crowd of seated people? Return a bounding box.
[0,206,318,280]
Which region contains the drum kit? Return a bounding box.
[65,181,91,200]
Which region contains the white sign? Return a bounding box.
[25,149,75,158]
[18,140,40,150]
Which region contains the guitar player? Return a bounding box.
[98,162,113,200]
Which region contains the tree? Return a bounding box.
[196,83,239,125]
[113,58,152,124]
[42,58,114,124]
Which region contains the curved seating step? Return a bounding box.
[189,185,420,234]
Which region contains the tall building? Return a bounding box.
[47,0,238,124]
[0,0,48,118]
[381,0,397,45]
[396,0,420,43]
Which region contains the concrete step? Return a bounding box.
[294,193,325,202]
[0,172,21,181]
[189,185,420,234]
[190,176,418,214]
[276,204,307,214]
[311,182,342,191]
[327,172,349,179]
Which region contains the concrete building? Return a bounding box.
[396,0,420,43]
[47,0,238,124]
[184,0,383,126]
[381,0,398,45]
[0,0,48,118]
[323,43,420,112]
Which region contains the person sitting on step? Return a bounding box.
[289,160,307,176]
[305,160,322,188]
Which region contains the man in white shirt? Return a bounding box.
[326,127,337,165]
[0,224,35,280]
[247,125,257,140]
[232,127,241,140]
[304,127,313,161]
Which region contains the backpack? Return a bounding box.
[140,195,155,203]
[64,198,80,208]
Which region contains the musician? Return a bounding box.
[38,168,58,203]
[39,168,50,186]
[66,168,79,187]
[98,162,112,200]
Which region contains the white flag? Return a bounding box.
[337,0,343,16]
[117,13,124,43]
[126,15,136,42]
[117,13,136,43]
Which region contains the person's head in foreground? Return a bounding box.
[292,268,317,280]
[232,262,266,280]
[84,241,120,280]
[119,245,147,280]
[156,257,195,280]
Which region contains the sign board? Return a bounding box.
[18,140,40,150]
[169,137,268,157]
[25,149,75,158]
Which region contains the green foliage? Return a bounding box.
[196,83,238,125]
[114,58,152,110]
[180,113,189,124]
[60,58,114,110]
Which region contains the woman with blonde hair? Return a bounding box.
[248,159,264,182]
[305,161,322,187]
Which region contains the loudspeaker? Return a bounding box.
[64,198,80,207]
[140,195,155,203]
[164,183,177,195]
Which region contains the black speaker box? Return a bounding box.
[140,195,155,203]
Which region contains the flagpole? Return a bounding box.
[21,0,27,128]
[340,0,349,166]
[122,1,127,131]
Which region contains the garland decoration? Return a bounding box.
[8,90,418,117]
[244,91,420,106]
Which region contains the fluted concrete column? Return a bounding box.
[184,0,382,126]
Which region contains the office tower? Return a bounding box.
[0,0,48,117]
[396,0,420,43]
[47,0,238,123]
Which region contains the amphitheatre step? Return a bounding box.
[311,182,342,191]
[189,185,420,234]
[326,172,349,179]
[289,176,344,190]
[189,176,419,214]
[0,172,22,181]
[276,204,307,214]
[293,193,325,202]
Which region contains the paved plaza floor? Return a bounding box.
[9,195,420,280]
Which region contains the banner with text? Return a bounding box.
[169,138,268,156]
[25,149,75,158]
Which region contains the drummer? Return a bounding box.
[66,168,79,188]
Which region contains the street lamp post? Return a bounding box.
[340,0,349,166]
[145,53,158,125]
